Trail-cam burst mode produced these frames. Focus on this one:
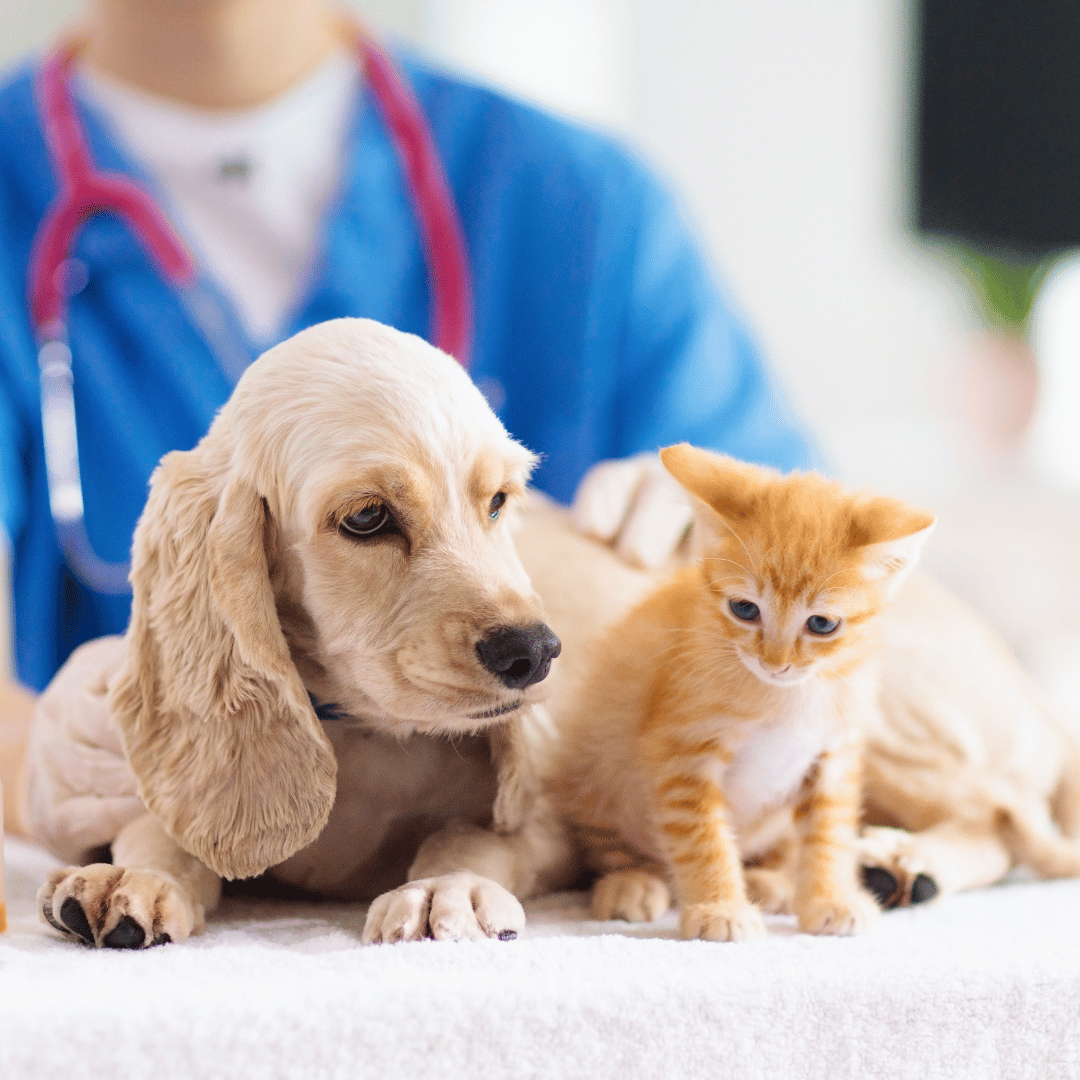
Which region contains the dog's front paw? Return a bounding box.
[794,887,880,936]
[591,868,671,922]
[679,900,767,942]
[856,826,940,909]
[361,872,525,944]
[39,864,202,948]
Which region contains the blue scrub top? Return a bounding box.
[0,46,812,692]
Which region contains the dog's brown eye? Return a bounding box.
[489,492,507,520]
[340,503,391,538]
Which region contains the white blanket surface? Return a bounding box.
[2,835,1078,1080]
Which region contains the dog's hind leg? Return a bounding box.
[38,813,221,948]
[997,796,1080,879]
[1051,751,1080,841]
[856,820,1012,909]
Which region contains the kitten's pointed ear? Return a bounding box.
[851,498,936,596]
[659,443,758,522]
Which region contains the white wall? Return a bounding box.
[627,0,975,486]
[427,0,631,131]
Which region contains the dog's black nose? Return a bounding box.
[476,623,562,690]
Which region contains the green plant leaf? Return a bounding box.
[956,248,1053,331]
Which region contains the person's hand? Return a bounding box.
[571,453,693,569]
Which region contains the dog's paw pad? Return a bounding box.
[58,896,95,944]
[860,865,902,909]
[101,915,147,950]
[910,872,939,905]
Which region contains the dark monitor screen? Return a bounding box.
[918,0,1080,255]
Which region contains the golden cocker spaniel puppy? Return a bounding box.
[24,318,574,947]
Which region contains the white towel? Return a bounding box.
[2,835,1078,1080]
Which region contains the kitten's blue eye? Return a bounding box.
[729,599,760,621]
[489,492,507,520]
[806,615,840,635]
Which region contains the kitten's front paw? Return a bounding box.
[679,900,767,942]
[794,887,880,936]
[591,869,671,922]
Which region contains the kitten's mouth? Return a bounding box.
[762,671,808,686]
[740,655,813,687]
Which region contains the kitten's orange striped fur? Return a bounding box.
[557,444,935,940]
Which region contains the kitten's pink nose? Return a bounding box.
[763,662,792,675]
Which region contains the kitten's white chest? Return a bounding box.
[722,683,837,835]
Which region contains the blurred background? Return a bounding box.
[4,0,1080,719]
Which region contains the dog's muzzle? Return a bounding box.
[475,622,561,690]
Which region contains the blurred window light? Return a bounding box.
[1028,258,1080,488]
[425,0,630,130]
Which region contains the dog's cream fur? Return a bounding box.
[25,319,575,947]
[20,317,1080,949]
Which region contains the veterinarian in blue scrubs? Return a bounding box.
[0,0,811,694]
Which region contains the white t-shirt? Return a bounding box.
[77,50,359,345]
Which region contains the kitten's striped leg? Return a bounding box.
[649,764,766,942]
[793,739,879,936]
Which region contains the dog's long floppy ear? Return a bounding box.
[108,445,337,880]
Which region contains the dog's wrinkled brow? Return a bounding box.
[469,446,529,505]
[323,464,437,535]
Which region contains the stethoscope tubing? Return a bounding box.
[28,28,474,595]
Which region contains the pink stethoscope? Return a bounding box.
[29,30,473,594]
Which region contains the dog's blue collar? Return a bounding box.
[309,695,347,722]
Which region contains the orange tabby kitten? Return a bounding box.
[557,444,935,941]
